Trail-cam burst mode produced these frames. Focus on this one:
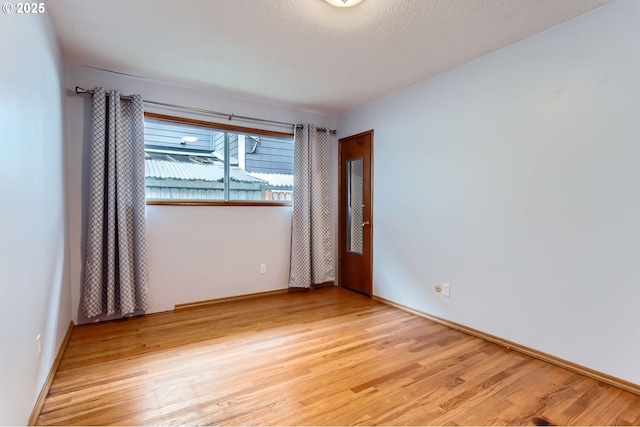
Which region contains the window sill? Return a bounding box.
[146,200,292,207]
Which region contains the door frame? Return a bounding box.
[338,129,374,296]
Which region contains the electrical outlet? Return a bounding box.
[36,334,42,360]
[442,283,450,297]
[260,264,267,274]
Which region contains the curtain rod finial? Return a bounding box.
[76,86,92,95]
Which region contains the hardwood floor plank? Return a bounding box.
[37,287,640,425]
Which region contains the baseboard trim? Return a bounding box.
[175,289,289,310]
[372,295,640,397]
[28,321,75,426]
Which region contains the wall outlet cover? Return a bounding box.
[442,283,450,297]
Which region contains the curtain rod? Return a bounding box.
[74,86,337,135]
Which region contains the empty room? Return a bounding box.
[1,0,640,425]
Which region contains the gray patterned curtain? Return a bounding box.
[81,87,150,319]
[289,124,335,289]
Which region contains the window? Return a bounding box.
[143,114,294,204]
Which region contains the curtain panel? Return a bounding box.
[289,124,335,289]
[81,87,150,318]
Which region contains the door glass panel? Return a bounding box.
[346,157,364,254]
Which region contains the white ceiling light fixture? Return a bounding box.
[324,0,363,7]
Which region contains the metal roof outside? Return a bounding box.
[145,158,265,183]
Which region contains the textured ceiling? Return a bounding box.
[47,0,612,114]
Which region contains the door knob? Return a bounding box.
[362,221,370,226]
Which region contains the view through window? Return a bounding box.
[144,116,294,202]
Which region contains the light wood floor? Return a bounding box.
[38,287,640,425]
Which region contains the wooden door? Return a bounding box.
[339,130,373,296]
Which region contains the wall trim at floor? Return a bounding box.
[175,288,289,310]
[29,321,75,426]
[372,295,640,397]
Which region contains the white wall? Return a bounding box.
[338,0,640,385]
[146,205,293,310]
[65,65,337,323]
[0,11,71,425]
